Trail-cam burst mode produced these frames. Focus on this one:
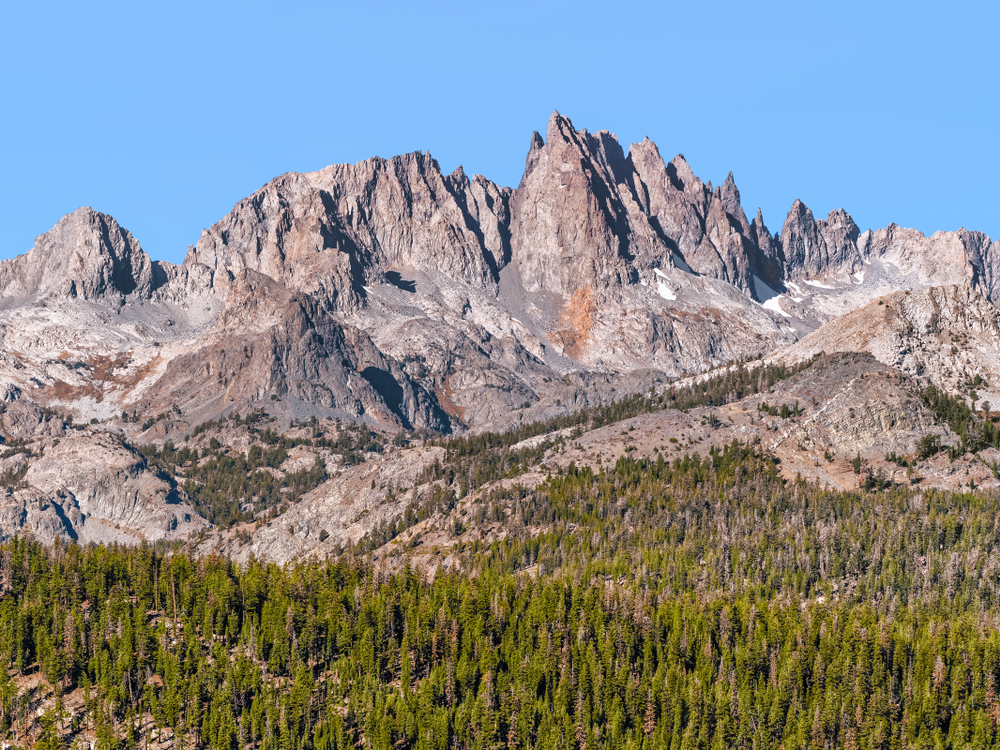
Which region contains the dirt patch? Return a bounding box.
[88,352,131,380]
[550,286,596,357]
[117,354,163,396]
[434,376,466,424]
[42,351,163,405]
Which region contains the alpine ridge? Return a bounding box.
[0,110,998,550]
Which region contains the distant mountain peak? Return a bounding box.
[0,206,154,302]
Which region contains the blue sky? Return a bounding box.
[1,0,996,264]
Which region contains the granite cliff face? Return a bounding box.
[780,201,862,281]
[0,111,998,549]
[186,152,512,311]
[507,114,785,300]
[509,116,644,296]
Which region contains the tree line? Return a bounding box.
[2,439,1000,747]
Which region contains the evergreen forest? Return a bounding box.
[2,441,1000,748]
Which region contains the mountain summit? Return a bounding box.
[0,207,156,302]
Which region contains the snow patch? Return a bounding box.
[762,296,791,318]
[802,279,836,289]
[853,269,866,283]
[657,280,677,301]
[753,274,792,318]
[653,267,669,279]
[784,281,807,302]
[752,274,781,303]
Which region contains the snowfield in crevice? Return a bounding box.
[653,268,677,300]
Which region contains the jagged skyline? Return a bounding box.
[1,1,997,265]
[1,98,1000,560]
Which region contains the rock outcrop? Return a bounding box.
[139,271,450,431]
[771,286,1000,422]
[780,201,863,281]
[213,445,446,566]
[0,396,208,545]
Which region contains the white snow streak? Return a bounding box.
[762,296,791,318]
[784,281,807,302]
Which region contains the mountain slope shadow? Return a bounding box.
[385,271,417,293]
[361,366,407,426]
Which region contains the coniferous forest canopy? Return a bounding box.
[5,443,1000,748]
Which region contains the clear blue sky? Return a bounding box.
[2,0,997,264]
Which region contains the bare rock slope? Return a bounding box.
[0,397,207,545]
[774,286,1000,409]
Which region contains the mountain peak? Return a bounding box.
[546,110,575,142]
[0,207,154,302]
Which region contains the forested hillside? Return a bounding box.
[2,443,1000,749]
